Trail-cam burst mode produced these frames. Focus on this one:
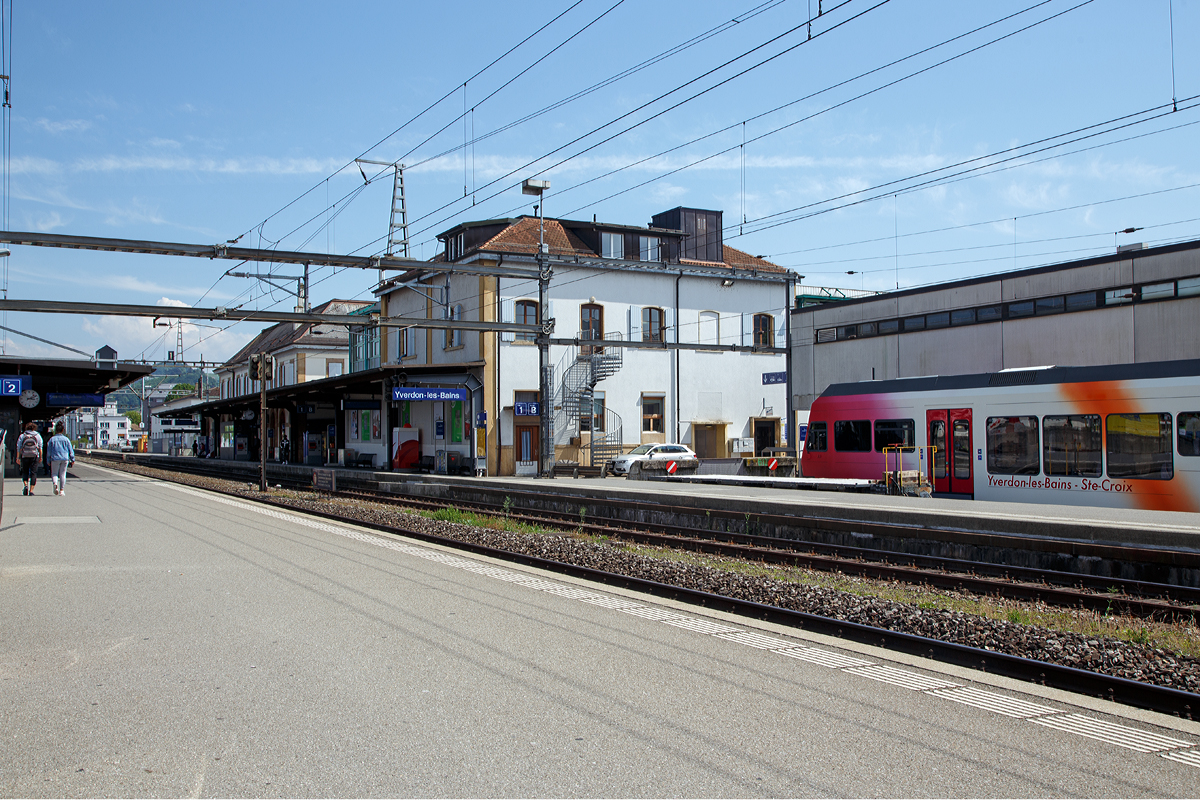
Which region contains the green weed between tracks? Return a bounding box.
[592,535,1200,660]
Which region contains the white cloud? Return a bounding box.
[78,313,256,364]
[35,211,66,232]
[71,155,347,175]
[11,153,347,176]
[11,156,63,175]
[8,265,237,301]
[1003,181,1072,211]
[36,117,92,134]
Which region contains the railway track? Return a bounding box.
[82,453,1200,720]
[335,486,1200,621]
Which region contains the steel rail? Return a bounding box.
[327,486,1200,620]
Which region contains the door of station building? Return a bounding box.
[581,303,604,355]
[753,419,777,457]
[926,408,973,496]
[693,423,725,458]
[515,425,539,468]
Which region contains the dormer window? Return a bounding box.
[639,236,660,262]
[601,232,624,259]
[446,232,465,261]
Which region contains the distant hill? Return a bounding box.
[108,366,218,413]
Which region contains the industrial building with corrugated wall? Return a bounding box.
[789,238,1200,411]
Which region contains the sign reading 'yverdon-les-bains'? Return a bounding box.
[392,387,468,402]
[47,393,106,407]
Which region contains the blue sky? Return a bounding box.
[5,0,1198,363]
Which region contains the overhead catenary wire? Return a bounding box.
[270,0,871,270]
[226,0,640,286]
[403,0,794,174]
[732,95,1200,240]
[396,0,880,248]
[539,0,1074,218]
[407,0,1100,258]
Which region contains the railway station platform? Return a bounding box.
[92,451,1200,553]
[2,461,1199,795]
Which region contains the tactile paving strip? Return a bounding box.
[773,646,874,669]
[926,686,1057,718]
[843,664,959,691]
[1030,714,1194,753]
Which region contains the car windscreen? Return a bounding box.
[628,445,655,455]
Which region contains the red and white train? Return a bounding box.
[802,359,1200,512]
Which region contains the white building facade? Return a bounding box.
[378,207,796,475]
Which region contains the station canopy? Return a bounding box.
[0,355,155,417]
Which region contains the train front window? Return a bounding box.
[1107,413,1173,480]
[986,416,1040,476]
[874,419,915,451]
[833,420,872,452]
[1179,413,1200,456]
[1042,415,1102,477]
[806,422,827,452]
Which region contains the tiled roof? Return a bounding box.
[714,245,786,273]
[476,216,592,257]
[431,215,788,275]
[220,299,372,368]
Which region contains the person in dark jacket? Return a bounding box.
[16,422,42,495]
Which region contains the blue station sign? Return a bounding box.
[47,393,106,407]
[514,402,540,417]
[0,375,31,396]
[761,371,787,385]
[392,387,468,402]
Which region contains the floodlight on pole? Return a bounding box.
[522,178,554,478]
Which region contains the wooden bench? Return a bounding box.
[552,462,605,479]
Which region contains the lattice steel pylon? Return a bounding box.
[387,165,410,259]
[355,159,410,259]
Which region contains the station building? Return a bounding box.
[202,299,376,464]
[375,207,796,475]
[789,238,1200,411]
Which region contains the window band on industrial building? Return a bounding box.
[814,272,1200,344]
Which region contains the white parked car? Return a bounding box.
[609,443,697,476]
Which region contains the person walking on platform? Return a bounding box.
[47,422,75,496]
[40,422,52,476]
[16,422,43,495]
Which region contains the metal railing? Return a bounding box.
[882,445,935,497]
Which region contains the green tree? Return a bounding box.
[124,410,142,427]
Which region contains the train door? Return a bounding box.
[927,408,974,496]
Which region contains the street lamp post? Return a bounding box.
[522,178,553,477]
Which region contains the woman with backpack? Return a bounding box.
[47,421,76,496]
[16,422,42,495]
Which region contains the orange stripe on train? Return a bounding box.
[1061,381,1197,513]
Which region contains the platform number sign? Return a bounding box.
[0,378,20,396]
[768,458,778,471]
[666,460,678,474]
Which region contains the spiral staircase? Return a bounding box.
[557,331,624,468]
